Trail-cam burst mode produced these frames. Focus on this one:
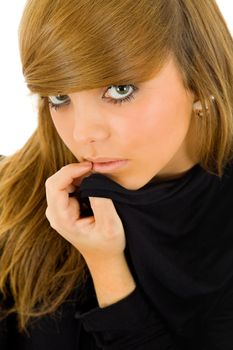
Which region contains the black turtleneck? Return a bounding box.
[75,160,233,349]
[1,159,233,350]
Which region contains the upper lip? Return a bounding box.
[84,157,127,163]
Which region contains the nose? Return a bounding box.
[72,95,110,143]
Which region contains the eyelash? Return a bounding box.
[46,85,139,111]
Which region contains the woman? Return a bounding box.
[0,0,233,349]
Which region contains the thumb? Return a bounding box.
[88,196,119,227]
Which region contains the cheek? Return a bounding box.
[123,94,191,156]
[50,110,74,148]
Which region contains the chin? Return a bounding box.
[116,177,151,191]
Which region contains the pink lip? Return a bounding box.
[85,157,127,163]
[92,160,129,172]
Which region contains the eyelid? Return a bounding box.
[48,84,138,110]
[48,95,69,105]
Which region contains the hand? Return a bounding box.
[45,162,126,263]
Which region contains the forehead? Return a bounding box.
[135,55,184,95]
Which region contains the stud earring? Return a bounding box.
[193,95,215,117]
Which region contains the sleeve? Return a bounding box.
[201,275,233,350]
[76,285,175,350]
[76,275,233,350]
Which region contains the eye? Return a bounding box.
[47,84,139,111]
[47,95,70,111]
[103,85,139,105]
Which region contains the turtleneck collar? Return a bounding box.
[78,163,214,205]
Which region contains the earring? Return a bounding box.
[193,95,215,117]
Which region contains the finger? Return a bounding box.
[88,196,119,228]
[72,169,93,187]
[48,162,92,191]
[45,162,92,212]
[67,184,76,193]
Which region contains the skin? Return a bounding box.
[49,54,199,190]
[46,54,201,307]
[45,162,136,307]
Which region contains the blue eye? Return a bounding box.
[47,85,139,111]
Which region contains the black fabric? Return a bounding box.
[1,159,233,349]
[0,276,101,350]
[76,160,233,347]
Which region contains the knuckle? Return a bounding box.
[50,222,58,230]
[46,210,69,232]
[45,208,56,227]
[45,207,48,217]
[45,177,52,187]
[47,217,59,230]
[45,207,50,219]
[49,222,57,231]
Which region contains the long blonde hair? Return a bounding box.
[0,0,232,332]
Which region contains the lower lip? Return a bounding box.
[92,160,129,172]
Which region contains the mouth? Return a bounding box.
[84,157,127,162]
[91,160,129,173]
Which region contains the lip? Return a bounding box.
[85,157,127,163]
[91,160,129,173]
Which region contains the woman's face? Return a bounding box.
[49,55,198,190]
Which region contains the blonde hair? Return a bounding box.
[0,0,232,332]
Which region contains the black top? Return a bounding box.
[1,159,233,349]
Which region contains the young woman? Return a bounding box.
[0,0,233,349]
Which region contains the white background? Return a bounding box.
[0,1,232,156]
